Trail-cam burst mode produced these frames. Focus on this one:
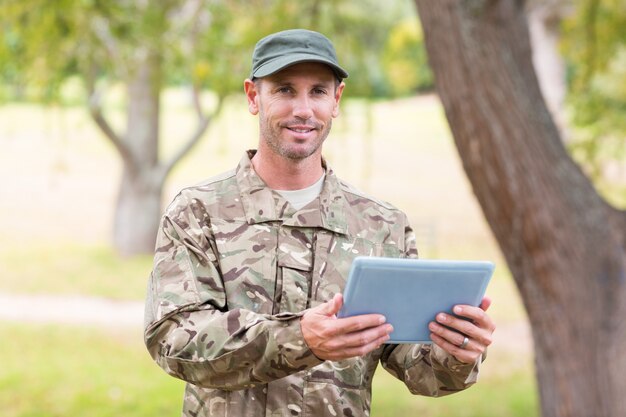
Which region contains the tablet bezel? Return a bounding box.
[337,257,494,344]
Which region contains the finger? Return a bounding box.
[316,293,343,317]
[337,314,388,333]
[430,333,479,364]
[428,321,471,349]
[435,312,493,346]
[435,312,476,336]
[452,305,496,332]
[334,324,394,349]
[428,321,489,355]
[328,293,343,316]
[479,296,492,311]
[325,333,390,360]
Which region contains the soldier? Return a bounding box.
[144,29,496,417]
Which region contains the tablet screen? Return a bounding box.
[337,257,494,343]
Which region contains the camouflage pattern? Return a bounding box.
[144,150,481,417]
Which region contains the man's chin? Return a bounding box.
[261,132,326,161]
[282,149,317,160]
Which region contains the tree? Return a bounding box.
[1,0,231,256]
[413,1,626,417]
[1,0,416,255]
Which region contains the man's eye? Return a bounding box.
[312,88,327,95]
[277,87,292,94]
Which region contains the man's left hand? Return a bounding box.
[428,296,495,364]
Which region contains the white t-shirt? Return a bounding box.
[274,173,326,210]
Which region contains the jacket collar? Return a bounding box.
[236,150,349,235]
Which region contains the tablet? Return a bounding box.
[337,257,494,344]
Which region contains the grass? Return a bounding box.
[0,322,538,417]
[372,362,539,417]
[0,244,153,300]
[0,322,184,417]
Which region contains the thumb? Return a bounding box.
[480,296,492,311]
[317,293,343,317]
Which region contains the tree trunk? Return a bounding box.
[82,3,221,256]
[113,51,164,256]
[113,165,163,257]
[413,1,626,417]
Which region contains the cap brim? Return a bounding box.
[252,53,349,79]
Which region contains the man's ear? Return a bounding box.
[332,81,345,118]
[244,79,260,115]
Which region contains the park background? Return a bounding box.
[0,1,624,416]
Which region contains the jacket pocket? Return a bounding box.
[275,226,314,313]
[212,220,277,314]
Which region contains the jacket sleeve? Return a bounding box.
[380,343,481,396]
[378,220,481,396]
[144,196,323,391]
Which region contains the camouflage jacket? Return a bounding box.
[144,151,481,417]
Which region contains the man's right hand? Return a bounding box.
[300,293,393,361]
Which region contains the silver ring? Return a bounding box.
[460,336,469,349]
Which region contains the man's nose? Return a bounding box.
[292,94,314,120]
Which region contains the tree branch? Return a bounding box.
[154,0,211,184]
[158,89,224,182]
[86,75,135,168]
[167,0,206,56]
[90,15,130,79]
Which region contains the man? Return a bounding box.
[144,29,495,417]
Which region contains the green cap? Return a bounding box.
[250,29,349,80]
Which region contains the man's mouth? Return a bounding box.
[287,126,315,133]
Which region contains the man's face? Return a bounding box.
[244,62,345,161]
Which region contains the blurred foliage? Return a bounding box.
[0,0,434,103]
[383,17,433,95]
[561,0,626,205]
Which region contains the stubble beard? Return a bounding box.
[259,110,333,161]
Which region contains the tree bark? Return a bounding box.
[113,50,164,256]
[413,1,626,417]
